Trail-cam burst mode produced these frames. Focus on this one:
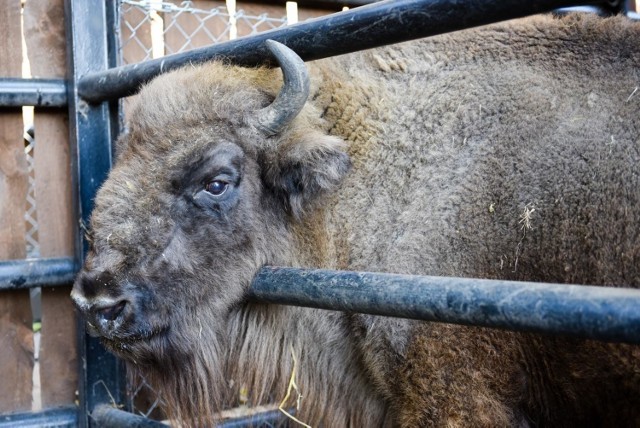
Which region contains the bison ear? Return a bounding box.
[264,131,350,219]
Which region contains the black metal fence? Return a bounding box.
[0,0,638,426]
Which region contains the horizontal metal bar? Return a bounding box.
[249,267,640,344]
[0,257,78,290]
[219,409,292,428]
[0,78,68,107]
[91,405,291,427]
[91,406,164,428]
[0,406,77,428]
[78,0,603,102]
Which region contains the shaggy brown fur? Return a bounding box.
[72,13,640,427]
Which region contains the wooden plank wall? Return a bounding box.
[0,0,77,415]
[23,0,77,409]
[0,0,33,414]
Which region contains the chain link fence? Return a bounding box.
[24,125,38,259]
[120,0,290,66]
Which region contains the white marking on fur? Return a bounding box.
[514,204,536,273]
[519,204,535,231]
[93,296,122,309]
[607,135,617,154]
[70,290,91,311]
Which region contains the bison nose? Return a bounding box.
[95,300,127,323]
[73,270,118,300]
[87,298,130,336]
[71,270,130,336]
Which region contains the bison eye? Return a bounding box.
[205,180,228,196]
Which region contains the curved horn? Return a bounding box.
[251,40,310,136]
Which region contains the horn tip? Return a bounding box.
[265,39,289,55]
[265,39,280,48]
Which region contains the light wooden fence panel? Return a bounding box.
[23,0,77,409]
[0,0,33,414]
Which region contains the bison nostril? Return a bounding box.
[96,301,127,322]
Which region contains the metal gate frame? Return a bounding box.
[0,0,638,426]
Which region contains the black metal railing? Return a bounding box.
[250,267,640,344]
[77,0,608,102]
[0,257,77,290]
[0,78,67,108]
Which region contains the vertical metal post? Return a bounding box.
[65,1,126,426]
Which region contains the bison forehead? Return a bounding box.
[91,158,177,263]
[90,131,268,274]
[127,62,283,138]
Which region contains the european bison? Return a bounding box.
[72,13,640,427]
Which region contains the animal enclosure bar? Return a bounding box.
[91,404,290,428]
[0,406,77,427]
[0,78,67,107]
[77,0,606,102]
[250,267,640,344]
[0,257,77,290]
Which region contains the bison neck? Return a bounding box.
[224,302,390,426]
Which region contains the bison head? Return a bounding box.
[70,41,349,417]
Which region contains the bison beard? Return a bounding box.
[72,13,640,427]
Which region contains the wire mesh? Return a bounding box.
[24,125,39,259]
[120,0,289,65]
[127,369,167,420]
